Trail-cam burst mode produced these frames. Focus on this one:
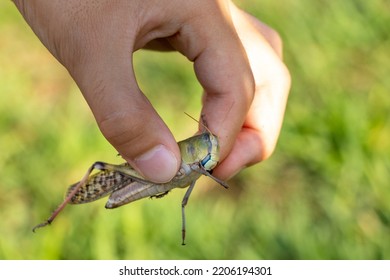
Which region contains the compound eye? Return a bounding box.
[200,154,211,169]
[201,154,218,171]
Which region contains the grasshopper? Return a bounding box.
[32,118,228,245]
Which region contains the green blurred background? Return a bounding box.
[1,0,389,259]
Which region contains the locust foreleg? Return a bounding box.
[191,164,229,189]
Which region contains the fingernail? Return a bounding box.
[133,145,179,183]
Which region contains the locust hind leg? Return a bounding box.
[32,161,109,232]
[181,180,196,245]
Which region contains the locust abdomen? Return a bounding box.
[105,163,201,208]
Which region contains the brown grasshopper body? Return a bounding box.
[33,132,228,245]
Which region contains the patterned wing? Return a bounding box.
[66,170,134,204]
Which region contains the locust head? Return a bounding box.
[200,132,219,171]
[178,131,220,171]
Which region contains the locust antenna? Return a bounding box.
[184,112,212,134]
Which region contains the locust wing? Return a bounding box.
[66,170,134,204]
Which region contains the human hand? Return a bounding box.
[12,0,290,182]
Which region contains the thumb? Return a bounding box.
[72,48,181,183]
[11,0,181,183]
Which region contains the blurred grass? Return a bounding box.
[1,0,389,259]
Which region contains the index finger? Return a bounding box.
[194,28,255,162]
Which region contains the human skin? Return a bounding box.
[12,0,290,183]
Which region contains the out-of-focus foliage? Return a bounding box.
[0,0,389,259]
